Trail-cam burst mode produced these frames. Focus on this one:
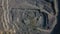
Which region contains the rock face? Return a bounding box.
[0,0,58,34]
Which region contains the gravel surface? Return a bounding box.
[0,0,58,34]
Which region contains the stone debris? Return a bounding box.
[0,0,58,34]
